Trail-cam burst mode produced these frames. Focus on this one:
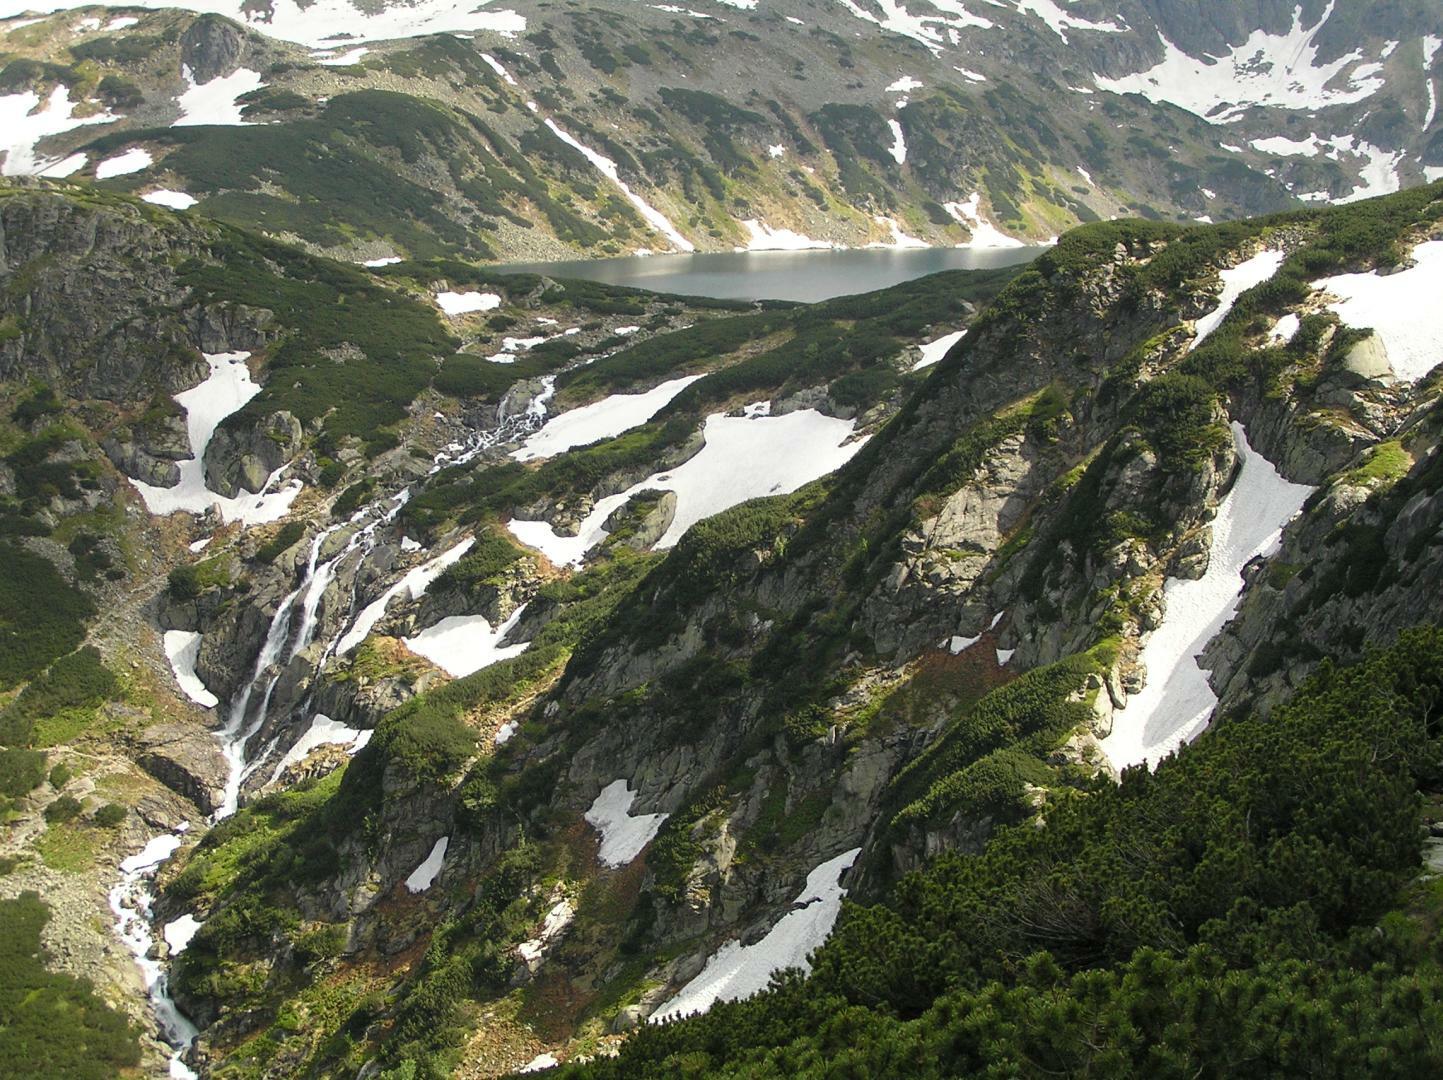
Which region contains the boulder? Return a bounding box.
[134,723,228,816]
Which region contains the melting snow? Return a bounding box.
[0,84,115,176]
[1013,0,1122,40]
[405,836,449,892]
[1101,423,1312,770]
[1311,240,1443,382]
[481,52,517,85]
[1095,2,1388,122]
[266,713,371,784]
[403,605,530,678]
[130,352,303,526]
[173,65,263,126]
[652,848,860,1021]
[767,143,785,158]
[585,779,667,867]
[886,75,923,93]
[911,329,966,371]
[163,630,219,708]
[95,146,152,178]
[513,375,703,461]
[520,1055,559,1074]
[335,536,476,655]
[544,119,694,252]
[142,189,198,209]
[738,220,835,251]
[314,45,367,65]
[1189,250,1286,350]
[435,290,501,315]
[508,408,865,566]
[871,216,928,248]
[363,255,401,267]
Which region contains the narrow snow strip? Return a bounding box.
[315,46,367,66]
[120,833,184,875]
[585,779,667,867]
[738,219,835,251]
[1311,241,1443,382]
[335,536,476,655]
[1095,2,1386,122]
[507,408,865,566]
[130,352,303,526]
[481,52,517,85]
[163,915,203,955]
[267,713,371,784]
[95,146,151,178]
[405,836,449,892]
[435,290,501,315]
[173,65,263,127]
[544,119,694,252]
[142,189,197,209]
[364,255,401,267]
[1015,0,1122,39]
[886,119,907,164]
[0,84,115,176]
[1100,423,1313,770]
[1189,249,1286,350]
[652,848,861,1021]
[513,376,703,461]
[403,604,530,678]
[163,630,219,708]
[911,329,966,372]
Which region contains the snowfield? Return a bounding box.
[402,605,531,678]
[585,780,668,867]
[1311,240,1443,382]
[130,352,303,526]
[1101,423,1313,770]
[508,408,865,566]
[512,375,703,461]
[163,630,219,708]
[652,848,861,1021]
[1095,1,1389,121]
[1189,250,1286,350]
[1,84,114,176]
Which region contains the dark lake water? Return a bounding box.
[489,245,1043,303]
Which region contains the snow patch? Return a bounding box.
[267,714,371,784]
[314,45,367,65]
[1269,313,1301,343]
[403,605,530,678]
[130,352,303,526]
[405,836,449,893]
[514,375,702,461]
[173,65,263,127]
[945,193,1025,249]
[436,290,501,315]
[911,329,966,371]
[1311,240,1443,382]
[738,219,835,251]
[586,779,667,867]
[95,146,151,178]
[335,536,476,655]
[163,630,219,709]
[142,189,198,209]
[652,848,860,1021]
[1095,2,1388,122]
[1101,424,1312,770]
[481,52,517,84]
[0,84,115,176]
[886,75,923,93]
[1189,250,1286,350]
[163,914,203,955]
[885,118,907,164]
[507,409,865,566]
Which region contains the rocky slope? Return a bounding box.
[2,1,1438,261]
[82,179,1438,1079]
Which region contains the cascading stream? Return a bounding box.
[116,389,556,1076]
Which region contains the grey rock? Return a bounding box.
[134,723,228,815]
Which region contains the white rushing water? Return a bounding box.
[1101,423,1313,770]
